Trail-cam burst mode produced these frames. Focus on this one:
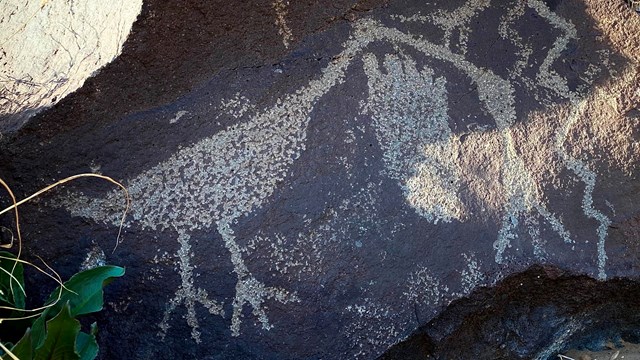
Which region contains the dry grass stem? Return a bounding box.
[0,342,19,360]
[0,173,129,325]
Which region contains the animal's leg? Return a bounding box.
[158,230,224,343]
[494,209,519,264]
[217,221,299,337]
[534,203,572,244]
[494,197,574,264]
[524,215,548,261]
[158,289,183,340]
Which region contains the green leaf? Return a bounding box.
[75,332,97,360]
[31,314,47,351]
[89,323,97,337]
[34,304,80,360]
[0,251,25,309]
[4,329,32,360]
[44,266,125,317]
[31,266,124,351]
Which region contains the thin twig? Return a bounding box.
[0,174,127,324]
[0,177,24,305]
[0,173,130,250]
[0,342,19,360]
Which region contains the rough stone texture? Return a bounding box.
[380,265,640,359]
[0,0,143,132]
[0,0,638,359]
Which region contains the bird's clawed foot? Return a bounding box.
[158,283,224,343]
[230,274,299,337]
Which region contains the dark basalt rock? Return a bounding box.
[380,265,640,360]
[0,0,639,359]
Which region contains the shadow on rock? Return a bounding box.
[380,265,640,360]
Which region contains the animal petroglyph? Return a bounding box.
[529,0,612,280]
[394,0,490,53]
[492,0,613,279]
[388,1,581,271]
[60,25,375,340]
[59,0,620,345]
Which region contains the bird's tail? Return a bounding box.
[51,188,129,227]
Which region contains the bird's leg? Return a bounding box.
[216,221,299,337]
[158,230,224,343]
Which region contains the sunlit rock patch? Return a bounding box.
[0,0,142,131]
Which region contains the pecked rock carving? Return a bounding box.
[362,52,464,224]
[51,0,638,356]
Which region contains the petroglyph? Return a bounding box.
[528,0,578,101]
[272,0,293,49]
[355,16,574,266]
[528,0,612,279]
[169,110,189,124]
[385,2,579,270]
[393,1,582,270]
[403,266,448,309]
[431,0,490,52]
[556,100,612,280]
[158,231,225,342]
[393,0,490,53]
[57,0,625,346]
[59,28,376,339]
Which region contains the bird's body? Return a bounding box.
[61,28,371,341]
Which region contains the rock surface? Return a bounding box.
[381,265,640,359]
[383,265,640,360]
[0,0,143,132]
[0,0,639,359]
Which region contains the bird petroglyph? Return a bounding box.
[57,0,620,344]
